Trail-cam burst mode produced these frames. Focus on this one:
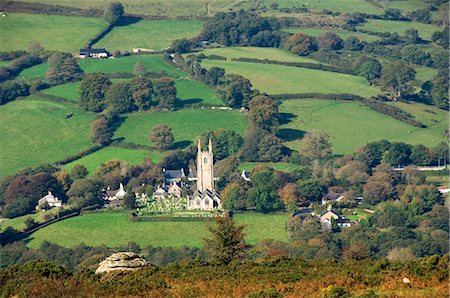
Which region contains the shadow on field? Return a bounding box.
[173,140,192,149]
[176,98,202,107]
[277,128,305,142]
[116,16,142,27]
[279,112,296,125]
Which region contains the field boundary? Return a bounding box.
[34,91,78,105]
[0,1,102,17]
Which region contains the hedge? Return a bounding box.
[0,1,102,17]
[271,93,363,101]
[33,91,76,105]
[54,145,104,165]
[0,55,42,82]
[232,57,356,75]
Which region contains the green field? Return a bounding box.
[279,99,447,154]
[358,19,439,40]
[196,46,324,63]
[201,60,381,97]
[0,97,95,176]
[238,162,301,173]
[79,55,186,76]
[0,61,10,67]
[18,62,48,80]
[15,0,247,17]
[0,209,63,231]
[95,19,203,51]
[415,66,438,83]
[176,79,223,105]
[263,0,382,14]
[0,13,106,52]
[25,211,289,248]
[283,27,380,42]
[64,146,164,175]
[375,0,429,12]
[114,109,247,147]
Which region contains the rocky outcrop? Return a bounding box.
[95,252,148,274]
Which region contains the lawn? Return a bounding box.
[64,146,164,175]
[358,19,439,40]
[279,99,447,154]
[175,79,223,105]
[114,109,247,148]
[195,46,324,64]
[95,19,203,52]
[0,13,106,53]
[238,162,301,173]
[201,60,381,97]
[283,28,380,42]
[0,96,95,176]
[262,0,382,14]
[79,55,186,77]
[25,211,289,248]
[15,0,245,17]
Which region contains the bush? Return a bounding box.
[0,55,42,82]
[0,80,30,105]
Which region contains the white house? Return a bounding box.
[320,207,353,231]
[79,48,109,58]
[36,191,63,210]
[104,183,127,201]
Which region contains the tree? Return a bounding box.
[27,41,44,57]
[203,217,250,265]
[344,36,364,51]
[379,61,416,97]
[279,183,300,207]
[383,142,412,166]
[67,178,103,208]
[70,164,89,179]
[409,9,430,22]
[257,133,283,162]
[249,168,283,213]
[149,125,174,150]
[363,179,393,205]
[358,60,382,80]
[336,160,369,185]
[46,52,83,85]
[130,77,154,110]
[204,67,225,86]
[154,78,176,109]
[221,183,247,210]
[284,32,318,56]
[200,129,243,160]
[105,82,135,113]
[431,69,449,109]
[79,73,111,112]
[123,193,136,210]
[248,95,279,133]
[104,1,124,25]
[300,131,332,160]
[170,38,192,54]
[91,117,112,146]
[400,45,432,66]
[297,179,327,203]
[384,9,402,20]
[133,61,147,77]
[317,32,343,50]
[218,74,253,108]
[404,29,422,44]
[410,144,431,165]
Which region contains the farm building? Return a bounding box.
[36,191,63,210]
[79,48,109,58]
[320,208,353,231]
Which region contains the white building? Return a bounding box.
[104,183,127,201]
[36,191,63,210]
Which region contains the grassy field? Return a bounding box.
[0,209,63,231]
[19,55,186,80]
[283,27,380,42]
[25,211,289,248]
[79,55,186,77]
[201,60,381,97]
[0,61,10,67]
[415,66,438,83]
[195,47,324,64]
[279,99,447,154]
[114,109,247,148]
[375,0,429,12]
[0,13,106,53]
[358,19,439,40]
[95,19,203,51]
[64,146,164,175]
[175,79,223,105]
[0,97,95,176]
[262,0,382,14]
[238,162,301,173]
[15,0,247,17]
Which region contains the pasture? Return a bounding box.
[0,97,95,176]
[357,19,439,40]
[64,146,164,175]
[201,60,381,97]
[279,99,446,154]
[114,109,247,148]
[415,66,438,83]
[283,27,380,42]
[262,0,382,14]
[0,209,63,231]
[0,13,106,53]
[196,47,324,63]
[95,19,203,51]
[79,55,186,77]
[175,79,223,105]
[25,211,289,248]
[14,0,246,17]
[18,62,48,80]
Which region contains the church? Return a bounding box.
[186,139,222,211]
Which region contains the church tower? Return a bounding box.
[196,139,214,192]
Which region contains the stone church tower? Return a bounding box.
[196,139,215,192]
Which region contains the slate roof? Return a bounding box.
[79,48,108,54]
[323,191,343,201]
[164,169,185,179]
